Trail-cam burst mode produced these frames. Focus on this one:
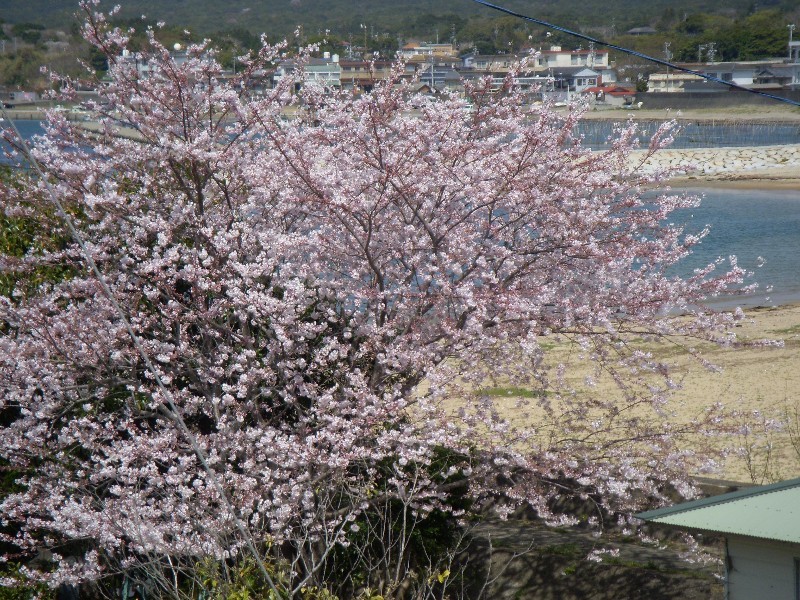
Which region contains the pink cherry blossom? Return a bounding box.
[0,3,754,596]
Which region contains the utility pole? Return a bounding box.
[698,43,706,64]
[664,41,672,91]
[360,23,367,54]
[789,24,796,61]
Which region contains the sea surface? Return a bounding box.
[4,120,800,307]
[667,187,800,308]
[2,118,43,141]
[575,120,800,149]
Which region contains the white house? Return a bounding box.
[273,56,342,90]
[637,477,800,600]
[647,39,800,91]
[535,45,610,70]
[534,45,616,83]
[397,42,457,61]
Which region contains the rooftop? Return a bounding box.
[636,477,800,544]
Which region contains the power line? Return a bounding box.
[467,0,800,108]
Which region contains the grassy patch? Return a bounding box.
[600,557,710,578]
[770,323,800,335]
[539,543,582,558]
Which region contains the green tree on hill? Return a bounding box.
[10,23,44,45]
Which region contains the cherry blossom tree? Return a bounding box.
[0,2,752,597]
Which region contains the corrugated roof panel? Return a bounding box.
[636,478,800,544]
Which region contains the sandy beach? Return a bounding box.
[673,303,800,482]
[474,302,800,485]
[598,108,799,484]
[670,167,800,190]
[583,104,800,123]
[660,154,800,482]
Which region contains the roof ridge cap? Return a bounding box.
[636,476,800,521]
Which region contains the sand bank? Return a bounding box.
[669,304,800,482]
[582,105,800,123]
[529,303,800,483]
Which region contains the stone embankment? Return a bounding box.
[633,144,800,178]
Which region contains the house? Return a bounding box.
[338,60,394,92]
[463,46,616,84]
[462,53,518,73]
[534,45,610,70]
[646,38,800,91]
[534,45,616,83]
[460,53,551,93]
[549,66,602,93]
[636,477,800,600]
[273,56,342,90]
[581,84,635,106]
[397,42,458,62]
[120,47,192,79]
[417,65,462,91]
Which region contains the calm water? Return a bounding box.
[2,119,43,141]
[4,121,800,306]
[669,188,800,307]
[0,120,44,167]
[576,120,800,149]
[8,118,800,149]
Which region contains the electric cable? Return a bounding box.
[467,0,800,108]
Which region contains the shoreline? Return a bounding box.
[669,173,800,190]
[580,105,800,123]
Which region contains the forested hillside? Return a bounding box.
[0,0,786,39]
[0,0,799,90]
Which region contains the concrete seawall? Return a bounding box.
[633,144,800,177]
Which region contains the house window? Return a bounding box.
[722,72,733,82]
[571,55,579,65]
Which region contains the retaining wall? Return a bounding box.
[640,90,800,110]
[632,144,800,176]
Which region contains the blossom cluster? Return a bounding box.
[0,2,749,593]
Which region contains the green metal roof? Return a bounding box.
[635,477,800,544]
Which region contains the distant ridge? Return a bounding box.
[0,0,755,38]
